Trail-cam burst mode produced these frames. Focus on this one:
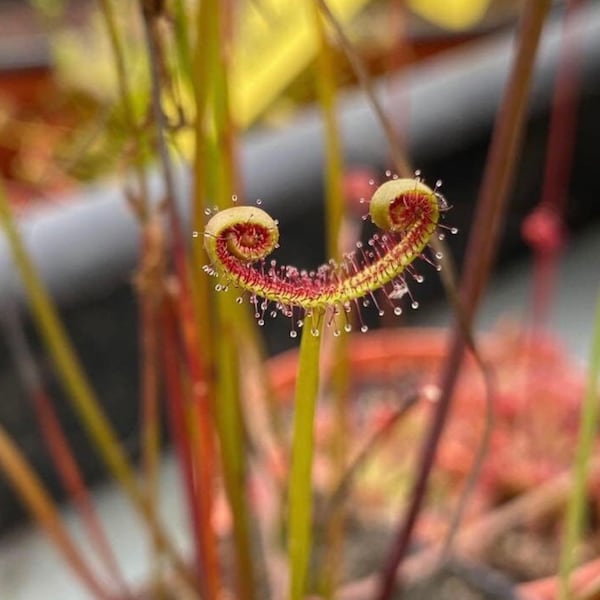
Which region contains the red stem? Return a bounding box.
[375,3,551,598]
[160,297,207,594]
[1,305,129,598]
[526,0,583,326]
[32,386,133,598]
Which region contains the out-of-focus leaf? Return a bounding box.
[407,0,492,31]
[231,0,371,128]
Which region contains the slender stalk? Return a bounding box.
[0,180,141,523]
[316,0,412,179]
[172,0,194,87]
[288,316,324,600]
[215,295,257,600]
[1,306,132,598]
[0,426,114,600]
[527,0,583,326]
[375,3,552,598]
[312,5,348,597]
[136,220,164,541]
[161,293,208,591]
[558,290,600,600]
[321,389,419,524]
[97,0,149,221]
[0,178,193,588]
[195,2,258,596]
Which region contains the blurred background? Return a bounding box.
[1,1,599,598]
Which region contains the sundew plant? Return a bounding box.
[1,2,600,600]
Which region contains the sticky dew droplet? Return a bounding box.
[394,306,402,316]
[411,301,419,309]
[360,325,369,333]
[236,297,244,304]
[290,330,297,338]
[344,324,352,332]
[256,198,262,206]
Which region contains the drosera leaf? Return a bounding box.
[202,177,444,327]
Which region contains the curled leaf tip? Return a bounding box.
[201,178,448,334]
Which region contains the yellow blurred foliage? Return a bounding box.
[231,0,371,128]
[407,0,492,30]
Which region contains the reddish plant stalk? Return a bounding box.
[524,0,583,326]
[141,6,222,597]
[1,307,131,597]
[31,388,134,598]
[137,222,163,521]
[162,276,222,600]
[160,294,209,595]
[375,3,552,599]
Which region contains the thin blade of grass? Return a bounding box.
[558,289,600,599]
[288,316,324,600]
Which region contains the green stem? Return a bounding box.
[288,316,323,600]
[312,4,347,597]
[558,290,600,600]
